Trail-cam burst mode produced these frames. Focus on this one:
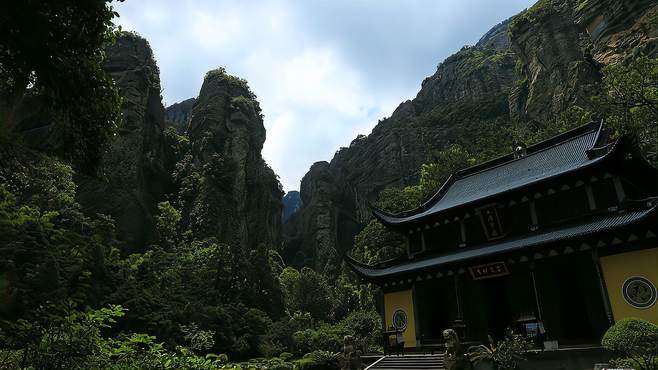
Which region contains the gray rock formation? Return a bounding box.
[176,68,283,251]
[74,35,287,255]
[508,0,656,123]
[171,68,285,316]
[282,190,302,224]
[76,33,172,248]
[165,97,195,132]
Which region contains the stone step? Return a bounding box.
[378,358,444,362]
[376,362,444,366]
[375,365,444,368]
[376,362,444,364]
[379,357,444,360]
[369,364,445,370]
[368,355,445,370]
[377,360,444,364]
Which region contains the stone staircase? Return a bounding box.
[366,354,445,370]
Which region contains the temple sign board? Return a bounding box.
[469,261,509,280]
[477,204,504,240]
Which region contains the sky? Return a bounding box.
[112,0,536,191]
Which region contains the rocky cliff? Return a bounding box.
[282,190,302,224]
[75,34,283,253]
[175,68,283,251]
[283,0,657,273]
[508,0,656,124]
[75,33,173,248]
[165,97,195,132]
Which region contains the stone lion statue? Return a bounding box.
[341,335,362,370]
[444,329,468,370]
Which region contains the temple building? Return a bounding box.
[345,121,658,349]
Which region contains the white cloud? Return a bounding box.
[244,45,389,189]
[112,0,536,191]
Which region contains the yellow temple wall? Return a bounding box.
[383,289,417,347]
[600,247,658,324]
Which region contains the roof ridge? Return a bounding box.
[455,120,601,179]
[373,121,602,220]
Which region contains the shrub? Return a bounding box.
[279,352,294,361]
[292,324,346,355]
[0,302,237,370]
[339,310,383,352]
[301,350,341,370]
[260,312,314,357]
[280,267,333,321]
[602,318,658,370]
[468,335,531,370]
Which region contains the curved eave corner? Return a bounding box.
[343,252,383,282]
[368,173,459,227]
[370,205,403,226]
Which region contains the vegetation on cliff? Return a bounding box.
[0,2,381,368]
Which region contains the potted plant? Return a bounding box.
[468,335,531,370]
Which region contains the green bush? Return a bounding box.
[260,312,314,357]
[292,324,346,355]
[0,303,234,370]
[262,309,382,357]
[602,318,658,370]
[508,0,557,37]
[339,310,383,352]
[265,356,295,370]
[279,352,294,361]
[468,335,531,370]
[300,350,341,370]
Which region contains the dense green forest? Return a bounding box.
[0,0,656,369]
[0,2,381,368]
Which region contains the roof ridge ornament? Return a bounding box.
[513,141,527,159]
[586,118,609,159]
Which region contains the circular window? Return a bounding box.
[622,276,657,309]
[392,309,408,331]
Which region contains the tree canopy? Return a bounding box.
[0,0,123,170]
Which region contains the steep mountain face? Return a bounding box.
[75,34,173,248]
[282,190,302,224]
[175,69,283,251]
[167,70,285,315]
[165,97,195,132]
[75,34,284,253]
[507,0,656,124]
[283,0,657,273]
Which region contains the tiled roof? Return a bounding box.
[347,205,656,280]
[374,122,612,225]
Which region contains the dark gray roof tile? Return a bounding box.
[375,124,610,225]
